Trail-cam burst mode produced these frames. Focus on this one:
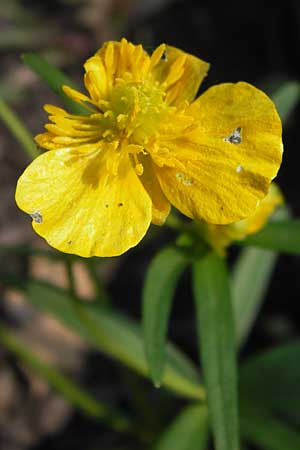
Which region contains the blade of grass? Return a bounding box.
[142,246,190,386]
[5,278,205,401]
[155,403,209,450]
[0,97,39,159]
[22,53,87,115]
[193,252,239,450]
[0,323,130,432]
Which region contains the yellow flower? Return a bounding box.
[16,39,283,257]
[203,183,284,254]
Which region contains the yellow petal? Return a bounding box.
[238,182,284,235]
[84,55,108,102]
[204,183,284,253]
[151,45,209,106]
[96,39,151,86]
[15,149,152,257]
[62,85,97,111]
[153,82,282,224]
[139,155,170,225]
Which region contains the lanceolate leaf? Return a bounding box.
[240,343,300,425]
[155,403,209,450]
[21,278,204,401]
[142,246,190,386]
[22,53,87,115]
[193,252,239,450]
[272,81,300,123]
[231,247,277,347]
[238,219,300,254]
[241,404,300,450]
[0,97,39,159]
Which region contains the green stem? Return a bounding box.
[87,259,110,307]
[165,212,190,233]
[0,98,40,160]
[65,257,77,298]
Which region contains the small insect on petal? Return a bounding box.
[224,127,242,145]
[30,210,43,224]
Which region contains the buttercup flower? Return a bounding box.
[16,39,283,257]
[202,183,284,254]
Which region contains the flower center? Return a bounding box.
[100,80,168,146]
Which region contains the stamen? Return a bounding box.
[135,163,144,176]
[150,44,167,68]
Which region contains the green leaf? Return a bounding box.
[238,219,300,254]
[155,403,208,450]
[0,97,39,159]
[272,81,300,123]
[193,252,239,450]
[241,404,300,450]
[143,246,190,386]
[22,53,87,115]
[240,343,300,425]
[0,323,130,431]
[232,247,277,347]
[22,279,205,401]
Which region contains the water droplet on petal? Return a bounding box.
[236,165,243,173]
[176,172,193,186]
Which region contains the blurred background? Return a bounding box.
[1,1,300,449]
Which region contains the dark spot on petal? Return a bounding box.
[68,240,72,244]
[105,204,109,208]
[118,202,124,207]
[224,127,242,145]
[161,50,168,61]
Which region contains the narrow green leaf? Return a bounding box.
[155,403,209,450]
[238,219,300,254]
[193,252,239,450]
[22,279,205,401]
[240,343,300,425]
[241,405,300,450]
[22,53,87,115]
[272,81,300,123]
[232,207,289,347]
[232,247,277,347]
[143,246,190,386]
[0,323,130,431]
[0,97,39,159]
